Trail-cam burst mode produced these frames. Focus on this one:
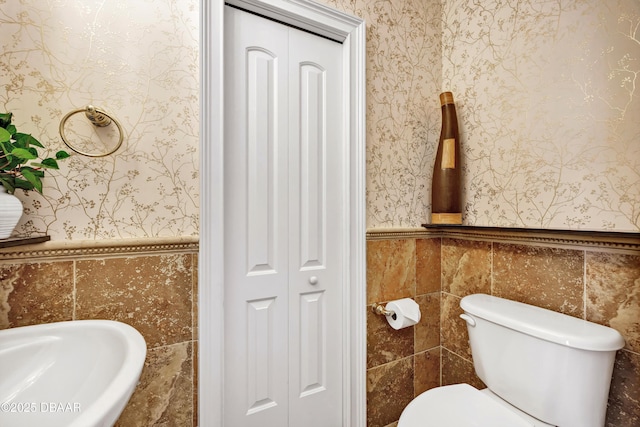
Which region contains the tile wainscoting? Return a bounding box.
[366,228,639,427]
[0,237,199,427]
[1,230,638,427]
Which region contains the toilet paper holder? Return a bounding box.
[372,303,397,320]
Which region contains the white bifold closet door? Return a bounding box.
[223,6,345,427]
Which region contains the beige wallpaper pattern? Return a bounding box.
[325,0,639,231]
[2,0,638,239]
[1,0,199,240]
[321,0,443,228]
[443,0,639,231]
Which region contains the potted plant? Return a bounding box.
[0,112,69,238]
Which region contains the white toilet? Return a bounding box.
[398,293,625,427]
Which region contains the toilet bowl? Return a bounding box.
[398,383,554,427]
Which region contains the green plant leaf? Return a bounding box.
[13,177,36,192]
[0,113,11,129]
[0,112,68,194]
[21,168,42,192]
[0,127,10,143]
[10,147,38,160]
[1,155,20,170]
[0,177,15,194]
[39,158,60,169]
[56,150,70,160]
[0,139,12,154]
[15,132,44,148]
[12,133,26,148]
[21,166,44,177]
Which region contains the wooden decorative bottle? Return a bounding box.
[431,91,462,224]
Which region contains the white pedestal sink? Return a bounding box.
[0,320,146,427]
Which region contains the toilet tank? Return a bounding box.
[460,294,624,427]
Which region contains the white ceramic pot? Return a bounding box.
[0,187,23,239]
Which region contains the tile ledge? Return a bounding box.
[367,226,640,254]
[366,228,428,239]
[0,236,199,261]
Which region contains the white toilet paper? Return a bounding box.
[385,298,421,330]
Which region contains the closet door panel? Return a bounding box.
[224,7,289,427]
[225,6,346,426]
[246,48,279,274]
[288,26,344,427]
[299,290,326,395]
[298,63,326,269]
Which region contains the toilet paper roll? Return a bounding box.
[385,298,421,330]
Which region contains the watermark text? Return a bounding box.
[0,402,81,414]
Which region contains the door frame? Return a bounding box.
[199,0,367,425]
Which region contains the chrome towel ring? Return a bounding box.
[59,105,124,157]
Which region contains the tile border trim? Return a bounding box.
[367,227,640,254]
[0,236,199,261]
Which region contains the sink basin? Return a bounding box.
[0,320,146,427]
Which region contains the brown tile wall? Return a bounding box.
[2,234,637,427]
[366,238,441,427]
[367,235,639,427]
[0,249,198,427]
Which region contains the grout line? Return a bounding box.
[439,345,443,387]
[366,353,414,370]
[441,345,474,364]
[439,237,443,387]
[439,236,443,388]
[490,241,494,295]
[412,238,417,298]
[621,347,640,356]
[366,344,441,371]
[72,259,77,320]
[583,249,588,320]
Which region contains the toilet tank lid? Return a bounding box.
[460,294,625,351]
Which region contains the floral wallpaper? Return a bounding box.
[321,0,443,228]
[1,0,199,240]
[444,0,640,231]
[322,0,639,232]
[2,0,638,239]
